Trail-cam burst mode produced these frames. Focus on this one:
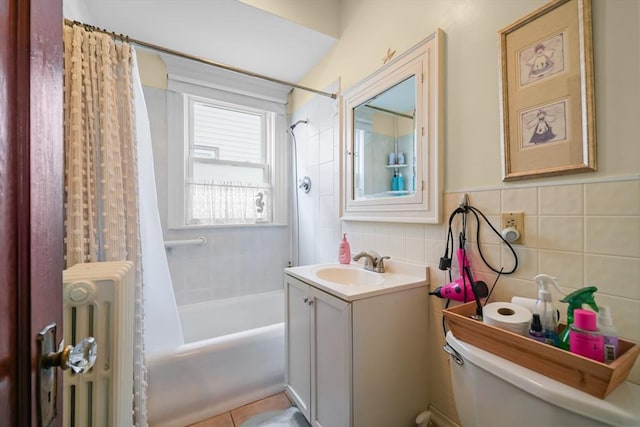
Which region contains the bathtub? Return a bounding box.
[146,290,285,427]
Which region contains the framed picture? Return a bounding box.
[499,0,596,181]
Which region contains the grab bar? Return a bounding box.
[164,236,207,249]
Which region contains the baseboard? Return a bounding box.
[428,405,460,427]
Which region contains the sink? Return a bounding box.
[286,261,428,301]
[313,266,384,286]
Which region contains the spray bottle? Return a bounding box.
[533,274,562,346]
[557,286,598,351]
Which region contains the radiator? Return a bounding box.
[62,261,135,427]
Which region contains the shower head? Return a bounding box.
[290,119,308,130]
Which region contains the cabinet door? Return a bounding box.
[285,276,312,420]
[311,287,351,427]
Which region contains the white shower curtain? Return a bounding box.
[64,24,183,426]
[132,52,184,354]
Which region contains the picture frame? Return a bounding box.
[499,0,596,181]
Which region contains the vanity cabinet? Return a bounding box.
[284,273,429,427]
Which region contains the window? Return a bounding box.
[187,96,274,225]
[165,55,289,228]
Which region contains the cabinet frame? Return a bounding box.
[340,29,443,224]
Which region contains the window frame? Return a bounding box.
[164,55,289,229]
[187,95,271,185]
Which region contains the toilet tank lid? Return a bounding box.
[445,331,640,426]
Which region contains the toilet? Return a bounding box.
[445,331,640,426]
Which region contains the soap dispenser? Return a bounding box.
[339,234,351,264]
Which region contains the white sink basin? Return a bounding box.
[286,261,428,301]
[313,266,384,286]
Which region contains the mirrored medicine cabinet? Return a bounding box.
[341,29,443,223]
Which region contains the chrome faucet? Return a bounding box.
[352,251,390,273]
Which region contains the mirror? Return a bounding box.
[341,29,443,223]
[353,75,416,200]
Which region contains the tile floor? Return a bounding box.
[188,393,293,427]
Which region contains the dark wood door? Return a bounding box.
[0,0,64,426]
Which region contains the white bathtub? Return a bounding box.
[146,290,285,427]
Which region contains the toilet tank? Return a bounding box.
[445,331,640,427]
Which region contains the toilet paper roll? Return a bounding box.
[483,302,533,336]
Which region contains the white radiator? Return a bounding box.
[62,261,135,427]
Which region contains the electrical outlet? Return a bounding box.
[501,212,524,244]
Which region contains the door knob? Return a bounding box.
[37,323,97,427]
[44,336,97,373]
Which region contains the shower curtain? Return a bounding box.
[63,24,182,426]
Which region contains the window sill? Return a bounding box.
[167,222,288,230]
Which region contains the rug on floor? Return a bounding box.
[239,407,311,427]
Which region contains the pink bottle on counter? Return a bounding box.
[569,309,604,362]
[339,234,351,264]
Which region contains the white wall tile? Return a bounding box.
[468,190,501,215]
[503,245,536,281]
[370,231,389,256]
[316,226,338,263]
[538,216,584,252]
[388,235,407,261]
[538,250,584,289]
[318,194,337,228]
[503,187,538,214]
[318,128,334,164]
[406,237,426,265]
[586,216,640,257]
[318,162,334,196]
[585,180,640,216]
[539,184,584,215]
[522,214,539,247]
[424,221,447,241]
[585,254,640,300]
[306,132,320,167]
[489,276,538,304]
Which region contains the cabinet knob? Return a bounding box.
[303,297,314,305]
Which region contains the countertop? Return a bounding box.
[284,260,429,301]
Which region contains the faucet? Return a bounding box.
[352,251,390,273]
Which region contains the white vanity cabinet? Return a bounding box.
[284,271,429,427]
[285,275,351,426]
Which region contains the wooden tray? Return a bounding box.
[444,302,640,399]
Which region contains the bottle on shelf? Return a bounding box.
[529,314,547,343]
[598,306,618,363]
[533,274,560,346]
[569,309,604,362]
[397,172,404,191]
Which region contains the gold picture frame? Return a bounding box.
[499,0,596,181]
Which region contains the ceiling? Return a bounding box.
[83,0,338,84]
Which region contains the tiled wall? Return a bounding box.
[425,178,640,419]
[342,180,640,423]
[143,86,291,305]
[290,81,341,266]
[291,108,640,422]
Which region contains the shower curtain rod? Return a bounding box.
[64,19,337,99]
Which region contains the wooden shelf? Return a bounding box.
[444,302,640,399]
